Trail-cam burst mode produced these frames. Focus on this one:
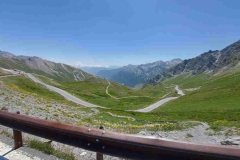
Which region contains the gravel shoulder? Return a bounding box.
[0,77,239,159]
[0,134,60,160]
[138,122,240,147]
[0,78,119,160]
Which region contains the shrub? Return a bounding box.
[29,140,53,154]
[25,109,29,115]
[1,106,8,111]
[46,104,52,107]
[214,120,228,125]
[186,133,193,138]
[53,112,58,117]
[16,101,22,106]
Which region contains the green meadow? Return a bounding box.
[2,67,240,132]
[35,75,172,110]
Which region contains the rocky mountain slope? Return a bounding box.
[213,40,240,73]
[168,50,220,75]
[149,39,240,85]
[97,59,182,87]
[0,51,93,81]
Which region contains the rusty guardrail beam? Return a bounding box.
[0,111,240,160]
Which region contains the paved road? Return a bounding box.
[26,74,185,112]
[136,85,185,113]
[136,97,179,112]
[2,73,185,112]
[26,73,105,108]
[1,71,184,112]
[175,85,185,96]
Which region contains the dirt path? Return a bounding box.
[106,112,135,121]
[161,92,171,98]
[0,74,19,78]
[106,81,154,99]
[2,71,185,113]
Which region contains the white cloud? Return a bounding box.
[73,61,110,68]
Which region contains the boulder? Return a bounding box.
[138,131,147,136]
[221,137,240,145]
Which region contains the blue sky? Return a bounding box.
[0,0,239,67]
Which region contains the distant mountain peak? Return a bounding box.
[170,58,182,61]
[0,50,93,82]
[149,39,240,85]
[0,50,15,57]
[97,59,182,87]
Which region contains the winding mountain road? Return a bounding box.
[136,85,185,113]
[26,74,185,112]
[136,97,179,112]
[9,72,185,112]
[26,73,105,108]
[175,85,185,96]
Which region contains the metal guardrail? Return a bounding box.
[0,111,240,160]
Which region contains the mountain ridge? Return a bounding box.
[149,39,240,85]
[97,59,182,87]
[0,50,93,81]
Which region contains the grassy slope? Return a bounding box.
[0,68,11,76]
[29,140,75,160]
[92,68,240,130]
[2,75,79,106]
[43,63,92,82]
[153,68,240,129]
[2,75,195,133]
[4,68,240,132]
[35,75,171,110]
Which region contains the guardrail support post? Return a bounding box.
[96,126,104,160]
[13,111,23,149]
[13,129,23,149]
